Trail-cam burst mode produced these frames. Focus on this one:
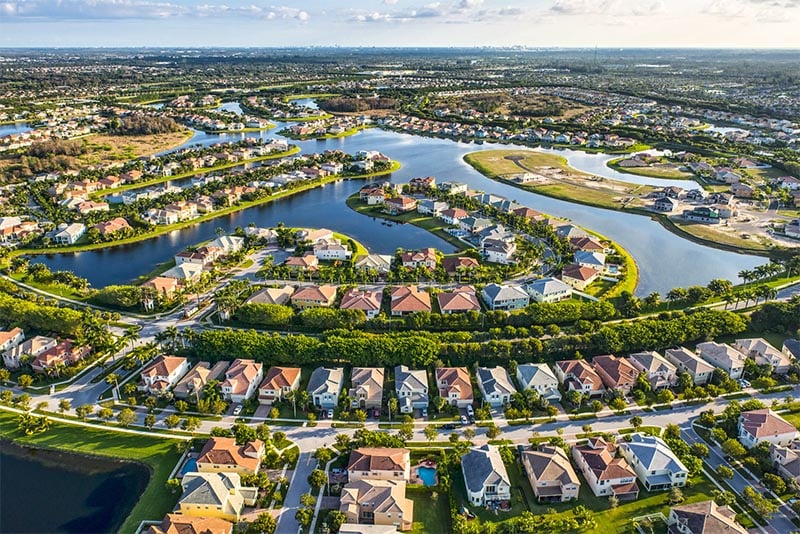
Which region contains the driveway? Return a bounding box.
[276,451,316,534]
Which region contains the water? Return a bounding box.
[0,440,149,533]
[417,466,437,487]
[32,112,765,295]
[706,125,749,135]
[0,122,32,137]
[216,102,244,115]
[289,98,320,110]
[180,457,198,476]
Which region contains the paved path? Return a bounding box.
[276,450,314,534]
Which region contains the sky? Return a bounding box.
[1,0,799,48]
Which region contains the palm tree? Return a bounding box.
[738,269,754,286]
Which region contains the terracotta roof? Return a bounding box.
[557,359,604,393]
[197,437,264,472]
[740,409,798,439]
[292,284,336,303]
[222,359,263,396]
[340,288,382,312]
[142,355,187,379]
[435,367,473,401]
[348,448,409,473]
[390,286,432,313]
[143,276,179,295]
[0,327,23,346]
[285,254,319,269]
[569,236,605,251]
[592,355,639,389]
[441,256,479,274]
[562,263,600,282]
[574,438,637,481]
[259,366,301,391]
[148,513,233,534]
[437,287,481,313]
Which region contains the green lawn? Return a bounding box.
[0,410,182,534]
[407,486,452,534]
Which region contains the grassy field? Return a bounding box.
[608,158,694,180]
[77,130,195,165]
[407,485,452,534]
[279,125,373,140]
[8,271,89,300]
[464,149,583,177]
[669,219,773,252]
[0,410,182,534]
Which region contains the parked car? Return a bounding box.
[421,408,428,418]
[460,415,468,425]
[232,405,242,416]
[442,423,456,430]
[466,405,474,418]
[327,409,334,419]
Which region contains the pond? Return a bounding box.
[0,122,32,137]
[0,440,150,534]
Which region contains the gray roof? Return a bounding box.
[482,283,528,303]
[477,367,516,396]
[525,277,571,297]
[665,347,715,375]
[517,363,558,389]
[181,472,240,506]
[629,351,677,376]
[461,445,510,494]
[308,367,344,396]
[621,434,687,474]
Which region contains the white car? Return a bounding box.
[233,405,242,416]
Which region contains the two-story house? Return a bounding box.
[619,434,689,491]
[339,479,413,531]
[481,283,530,311]
[347,448,410,482]
[668,501,747,534]
[138,355,191,396]
[461,445,511,506]
[178,472,258,522]
[516,363,561,401]
[521,445,581,502]
[476,366,516,408]
[696,342,746,379]
[350,367,385,411]
[554,360,605,398]
[258,366,301,405]
[628,351,677,390]
[197,437,265,476]
[308,367,344,410]
[394,365,428,414]
[220,359,264,403]
[734,338,793,375]
[738,409,799,448]
[435,367,474,408]
[572,438,639,500]
[664,347,715,385]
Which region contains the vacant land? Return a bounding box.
[77,130,194,165]
[608,158,694,180]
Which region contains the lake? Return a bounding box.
[0,440,149,533]
[0,122,32,137]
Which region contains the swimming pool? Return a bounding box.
[180,458,198,476]
[417,466,437,487]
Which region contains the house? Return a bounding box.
[555,224,587,240]
[554,360,605,398]
[220,359,264,403]
[207,235,244,255]
[417,199,448,217]
[437,286,481,314]
[408,176,435,191]
[572,438,639,500]
[0,327,24,353]
[284,254,319,272]
[629,351,677,389]
[696,342,746,379]
[592,354,639,394]
[175,249,217,267]
[314,239,352,261]
[438,181,468,194]
[769,442,800,486]
[731,182,755,198]
[481,283,529,311]
[390,286,432,316]
[483,238,517,264]
[435,367,473,408]
[94,217,131,238]
[783,338,800,362]
[439,207,469,225]
[461,445,511,506]
[354,254,393,274]
[197,436,265,475]
[654,197,678,212]
[516,363,561,401]
[30,340,91,374]
[733,338,793,375]
[384,196,418,215]
[246,286,295,306]
[347,448,410,482]
[459,216,492,234]
[441,256,480,277]
[619,434,689,491]
[668,500,747,534]
[177,472,257,522]
[349,368,385,410]
[161,263,203,281]
[561,264,600,291]
[53,223,86,245]
[476,366,516,407]
[738,409,799,448]
[76,200,109,214]
[2,335,56,369]
[394,365,428,414]
[173,361,230,401]
[148,514,233,534]
[339,479,413,531]
[362,188,387,205]
[524,277,572,303]
[683,207,720,224]
[521,445,581,502]
[574,251,606,271]
[142,277,179,301]
[292,285,337,308]
[340,288,382,319]
[308,367,344,410]
[664,347,715,385]
[399,248,437,269]
[139,355,191,396]
[258,366,301,404]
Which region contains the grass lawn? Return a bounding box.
[668,219,772,253]
[0,410,182,534]
[8,272,89,301]
[74,130,195,167]
[608,158,694,180]
[407,486,452,534]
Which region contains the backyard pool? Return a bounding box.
[417,466,437,487]
[180,458,198,476]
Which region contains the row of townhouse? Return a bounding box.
[1,328,91,373]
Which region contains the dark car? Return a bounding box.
[442,423,456,430]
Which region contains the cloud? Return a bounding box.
[349,0,522,23]
[549,0,665,16]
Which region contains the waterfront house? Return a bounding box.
[696,342,746,379]
[246,285,295,306]
[521,445,581,502]
[339,479,413,531]
[394,365,428,414]
[139,355,191,396]
[197,436,265,475]
[516,363,561,401]
[654,197,678,212]
[53,223,86,245]
[284,254,319,272]
[161,262,203,282]
[476,366,516,407]
[94,217,131,238]
[461,445,511,506]
[384,196,417,215]
[354,254,393,274]
[733,338,793,374]
[439,207,469,225]
[313,238,352,261]
[148,514,233,534]
[483,238,517,264]
[292,285,337,308]
[417,199,448,217]
[308,367,344,410]
[258,366,301,404]
[349,367,385,411]
[555,359,605,398]
[561,264,600,291]
[572,438,639,499]
[574,251,606,271]
[390,286,432,316]
[628,351,677,389]
[340,288,382,319]
[297,228,334,244]
[347,448,410,482]
[668,500,747,534]
[220,359,263,403]
[173,361,230,401]
[178,472,257,522]
[437,286,481,314]
[738,409,799,448]
[2,335,56,369]
[481,283,529,311]
[664,347,715,385]
[683,207,720,224]
[592,354,639,394]
[459,216,493,234]
[400,248,437,269]
[619,434,689,491]
[435,367,474,408]
[524,277,573,303]
[409,176,436,191]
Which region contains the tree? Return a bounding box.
[295,507,313,528]
[463,428,476,441]
[308,468,327,490]
[590,400,603,413]
[744,486,778,518]
[486,424,501,439]
[144,414,157,428]
[315,447,333,465]
[300,493,317,508]
[75,404,94,421]
[763,473,787,494]
[716,465,734,479]
[388,397,398,421]
[164,414,181,428]
[656,389,675,404]
[116,408,136,427]
[269,407,280,419]
[233,423,257,445]
[17,374,33,388]
[609,495,619,509]
[58,399,71,413]
[247,512,277,534]
[327,510,346,533]
[98,407,114,421]
[174,400,189,413]
[690,443,710,458]
[16,413,50,435]
[721,438,747,459]
[712,489,737,506]
[629,416,643,429]
[166,478,182,494]
[669,487,685,504]
[424,425,438,443]
[182,417,201,433]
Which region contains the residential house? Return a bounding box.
[417,199,448,217]
[435,367,473,408]
[619,434,689,491]
[384,196,417,215]
[53,223,86,245]
[284,254,319,272]
[340,288,382,319]
[664,347,715,385]
[696,342,746,379]
[483,238,517,264]
[783,339,800,362]
[738,409,799,448]
[438,181,468,195]
[459,216,493,234]
[394,365,428,414]
[628,351,678,390]
[246,285,295,306]
[769,442,800,486]
[207,235,244,255]
[347,448,410,482]
[667,500,747,534]
[524,277,573,303]
[521,445,581,502]
[148,514,233,534]
[574,251,606,272]
[555,360,605,398]
[683,207,720,224]
[161,262,203,282]
[0,327,24,353]
[439,207,469,225]
[733,338,793,375]
[292,285,337,308]
[516,363,561,401]
[339,479,413,531]
[173,361,230,401]
[476,366,516,407]
[308,367,344,410]
[408,176,435,190]
[441,256,480,277]
[354,254,393,274]
[197,436,265,475]
[390,286,432,316]
[177,472,257,522]
[94,217,131,238]
[461,445,512,506]
[350,368,385,411]
[2,335,56,369]
[139,355,191,396]
[437,286,481,314]
[175,249,218,267]
[400,248,437,269]
[29,339,91,374]
[572,438,639,500]
[654,197,678,212]
[592,354,639,394]
[220,359,264,403]
[258,366,302,404]
[314,239,352,261]
[481,283,530,311]
[561,264,601,291]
